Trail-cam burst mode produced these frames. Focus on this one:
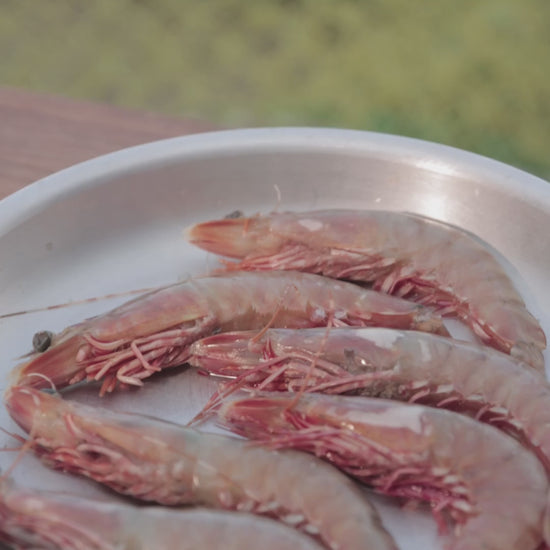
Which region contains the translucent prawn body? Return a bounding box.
[191,327,550,471]
[4,386,398,550]
[12,271,447,396]
[187,209,546,370]
[0,477,325,550]
[217,392,549,550]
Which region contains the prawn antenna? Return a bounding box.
[251,283,298,345]
[272,184,282,212]
[0,286,161,320]
[0,426,26,447]
[0,424,36,481]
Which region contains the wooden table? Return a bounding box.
[0,87,218,200]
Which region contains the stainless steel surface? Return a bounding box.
[0,127,549,549]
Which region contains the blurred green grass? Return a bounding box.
[2,0,549,180]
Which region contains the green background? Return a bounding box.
[2,0,549,180]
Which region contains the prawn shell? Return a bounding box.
[190,327,550,470]
[217,392,549,550]
[5,386,398,550]
[12,271,447,395]
[187,210,546,370]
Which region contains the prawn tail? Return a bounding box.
[375,272,547,372]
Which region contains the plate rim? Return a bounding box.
[1,126,549,236]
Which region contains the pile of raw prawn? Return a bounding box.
[1,208,549,550]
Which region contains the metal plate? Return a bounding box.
[1,127,549,549]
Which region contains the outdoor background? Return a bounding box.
[2,0,549,180]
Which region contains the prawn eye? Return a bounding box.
[344,348,360,372]
[33,330,53,353]
[224,210,244,219]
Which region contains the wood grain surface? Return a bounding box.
[0,87,218,200]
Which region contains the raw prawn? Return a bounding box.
[191,327,550,471]
[12,271,447,396]
[0,477,325,550]
[186,209,546,370]
[4,386,398,550]
[216,392,549,550]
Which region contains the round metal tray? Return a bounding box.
[1,128,549,549]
